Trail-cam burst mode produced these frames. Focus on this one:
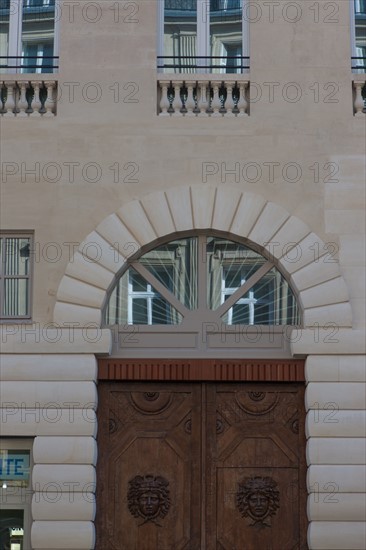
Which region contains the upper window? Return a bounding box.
[352,0,366,71]
[0,233,32,320]
[104,235,300,327]
[0,0,58,73]
[158,0,248,73]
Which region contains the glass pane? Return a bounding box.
[207,237,267,310]
[130,271,148,292]
[22,0,55,73]
[210,0,243,73]
[163,0,197,73]
[132,298,148,324]
[0,450,30,488]
[105,268,183,325]
[222,268,300,325]
[140,237,198,309]
[0,509,24,550]
[3,279,29,316]
[5,239,30,276]
[0,1,10,73]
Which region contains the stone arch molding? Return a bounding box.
[54,185,352,328]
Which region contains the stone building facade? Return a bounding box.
[1,1,365,549]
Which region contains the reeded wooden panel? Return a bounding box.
[98,359,305,382]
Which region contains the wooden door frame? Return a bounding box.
[98,358,305,382]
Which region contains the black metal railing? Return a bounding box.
[157,55,249,72]
[165,0,242,11]
[0,56,59,71]
[351,56,366,71]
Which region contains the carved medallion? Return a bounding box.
[184,418,192,434]
[109,417,117,434]
[236,476,280,528]
[248,391,266,401]
[235,391,279,416]
[127,475,170,526]
[129,391,172,415]
[143,392,159,401]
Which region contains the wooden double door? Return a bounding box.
[96,382,307,550]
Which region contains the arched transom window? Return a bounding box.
[104,235,300,327]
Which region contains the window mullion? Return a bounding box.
[8,0,23,66]
[197,0,209,70]
[197,235,207,310]
[242,0,250,73]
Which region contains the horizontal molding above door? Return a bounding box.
[98,359,305,382]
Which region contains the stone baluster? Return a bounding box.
[237,81,248,117]
[211,82,222,117]
[159,81,171,116]
[172,81,183,116]
[3,81,16,117]
[197,81,209,116]
[17,81,29,117]
[44,81,56,117]
[225,82,236,117]
[354,81,365,117]
[185,82,196,116]
[30,81,42,117]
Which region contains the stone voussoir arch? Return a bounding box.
[54,184,352,329]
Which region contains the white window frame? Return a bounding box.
[2,0,60,73]
[0,232,33,321]
[0,439,33,550]
[157,0,249,73]
[221,267,257,325]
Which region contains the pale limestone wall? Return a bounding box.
[0,341,110,550]
[1,1,365,549]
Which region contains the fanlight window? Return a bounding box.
[104,235,300,326]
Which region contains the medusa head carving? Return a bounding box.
[236,476,280,527]
[127,475,170,526]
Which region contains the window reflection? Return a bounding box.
[105,235,300,326]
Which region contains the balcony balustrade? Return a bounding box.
[1,77,57,117]
[157,75,249,117]
[353,77,366,115]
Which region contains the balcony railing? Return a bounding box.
[0,56,59,73]
[353,78,366,115]
[157,56,250,73]
[351,56,366,71]
[1,78,57,116]
[157,76,249,117]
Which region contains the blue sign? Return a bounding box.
[0,453,30,481]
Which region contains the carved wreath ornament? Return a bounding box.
[236,476,280,528]
[127,475,170,526]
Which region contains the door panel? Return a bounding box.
[96,383,202,549]
[96,382,307,549]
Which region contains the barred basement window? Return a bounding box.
[104,234,300,327]
[0,233,33,319]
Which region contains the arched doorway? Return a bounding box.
[95,232,308,549]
